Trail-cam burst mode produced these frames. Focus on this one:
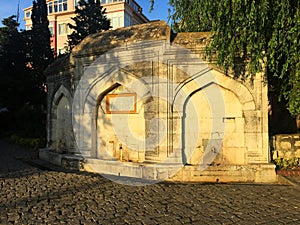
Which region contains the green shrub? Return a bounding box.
[273,157,300,170]
[10,134,45,149]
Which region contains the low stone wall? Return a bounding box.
[39,148,84,171]
[271,134,300,159]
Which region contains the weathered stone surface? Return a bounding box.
[280,141,292,150]
[45,21,275,183]
[72,20,172,58]
[272,134,300,160]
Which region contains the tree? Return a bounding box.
[0,16,26,73]
[0,16,30,110]
[23,0,54,138]
[30,0,53,77]
[0,16,46,137]
[67,0,111,49]
[167,0,300,117]
[0,1,54,138]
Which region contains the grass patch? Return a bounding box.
[10,134,45,149]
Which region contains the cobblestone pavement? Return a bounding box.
[1,139,300,224]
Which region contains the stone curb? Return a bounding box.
[26,158,300,188]
[277,174,300,189]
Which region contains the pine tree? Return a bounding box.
[67,0,111,49]
[0,16,26,73]
[30,0,53,76]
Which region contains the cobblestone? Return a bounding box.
[1,170,300,224]
[1,139,300,224]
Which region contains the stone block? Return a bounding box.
[295,150,300,158]
[280,141,292,150]
[283,151,293,159]
[295,140,300,147]
[223,133,245,148]
[222,148,246,165]
[39,148,62,166]
[61,155,84,171]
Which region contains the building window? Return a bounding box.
[63,0,68,10]
[53,0,68,13]
[116,0,124,2]
[124,12,131,27]
[54,0,58,12]
[25,11,31,18]
[128,0,140,13]
[58,23,69,35]
[77,0,123,5]
[109,0,124,3]
[48,2,53,14]
[49,22,54,36]
[112,16,122,28]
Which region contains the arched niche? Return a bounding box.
[73,68,153,158]
[50,85,74,153]
[174,69,255,166]
[95,83,147,162]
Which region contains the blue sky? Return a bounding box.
[0,0,170,29]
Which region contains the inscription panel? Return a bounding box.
[106,93,136,114]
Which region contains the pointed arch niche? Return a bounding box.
[73,68,153,160]
[95,82,147,162]
[50,85,74,153]
[172,68,269,166]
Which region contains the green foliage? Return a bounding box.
[273,157,300,170]
[11,134,45,149]
[167,0,300,116]
[14,104,46,138]
[0,15,47,140]
[68,0,111,49]
[0,16,33,110]
[169,0,217,32]
[30,0,53,71]
[29,0,53,107]
[0,16,27,74]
